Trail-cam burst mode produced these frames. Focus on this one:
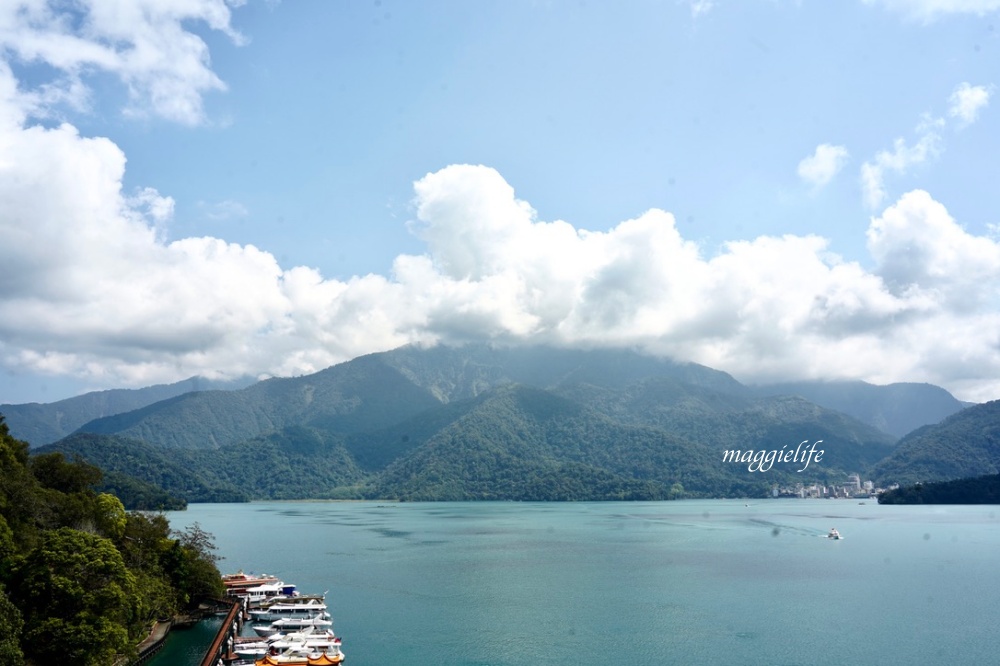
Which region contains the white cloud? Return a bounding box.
[3,2,1000,404]
[867,190,1000,303]
[859,83,992,209]
[4,137,1000,401]
[0,0,243,125]
[860,132,941,209]
[688,0,715,18]
[948,82,992,126]
[798,144,850,189]
[865,0,1000,20]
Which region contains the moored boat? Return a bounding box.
[249,597,328,622]
[253,612,334,637]
[235,628,343,660]
[254,645,345,665]
[223,570,298,606]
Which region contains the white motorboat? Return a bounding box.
[828,527,842,539]
[235,628,342,660]
[222,571,298,607]
[249,597,328,622]
[253,612,334,637]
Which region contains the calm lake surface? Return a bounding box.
[157,500,1000,665]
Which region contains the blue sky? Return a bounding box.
[1,0,999,405]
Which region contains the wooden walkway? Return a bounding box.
[199,597,245,666]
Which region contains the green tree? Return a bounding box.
[162,523,223,606]
[30,451,103,494]
[11,527,140,666]
[119,512,185,623]
[95,493,127,541]
[0,416,38,543]
[0,584,25,666]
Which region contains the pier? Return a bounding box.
[199,597,247,666]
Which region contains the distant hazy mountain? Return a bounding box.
[754,380,967,438]
[34,344,898,501]
[871,399,1000,486]
[1,375,255,446]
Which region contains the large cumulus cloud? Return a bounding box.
[3,0,1000,403]
[4,122,1000,400]
[402,166,1000,400]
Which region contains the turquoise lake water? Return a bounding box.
[155,500,1000,665]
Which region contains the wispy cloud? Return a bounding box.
[798,144,850,189]
[860,131,941,209]
[859,81,992,209]
[864,0,1000,20]
[948,82,992,126]
[687,0,714,18]
[199,199,250,221]
[0,0,244,125]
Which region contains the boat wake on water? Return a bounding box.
[747,518,818,538]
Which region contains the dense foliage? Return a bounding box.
[871,400,1000,486]
[43,433,247,505]
[10,345,984,503]
[877,473,1000,504]
[41,375,891,502]
[0,415,223,666]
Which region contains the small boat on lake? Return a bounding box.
[828,527,842,540]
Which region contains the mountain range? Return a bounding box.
[0,375,255,447]
[1,344,987,503]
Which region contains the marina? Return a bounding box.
[148,571,346,666]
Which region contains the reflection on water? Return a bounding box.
[145,616,222,666]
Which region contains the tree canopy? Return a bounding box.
[0,414,223,665]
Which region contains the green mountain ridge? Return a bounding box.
[24,345,908,501]
[0,375,254,446]
[9,344,987,500]
[871,399,1000,486]
[754,380,967,438]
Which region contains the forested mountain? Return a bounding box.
[871,399,1000,486]
[9,347,963,452]
[754,380,967,438]
[2,375,253,447]
[878,473,1000,504]
[30,345,900,501]
[0,417,223,665]
[77,353,445,449]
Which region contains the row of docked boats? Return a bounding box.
[223,572,345,665]
[235,627,344,664]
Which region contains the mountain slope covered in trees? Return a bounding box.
[1,375,253,447]
[754,380,968,438]
[29,345,903,501]
[871,399,1000,486]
